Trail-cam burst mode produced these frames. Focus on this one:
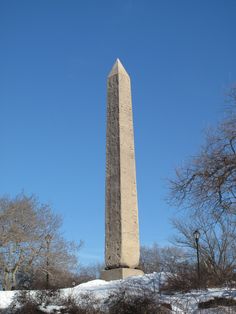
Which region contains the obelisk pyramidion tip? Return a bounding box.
[108,58,129,77]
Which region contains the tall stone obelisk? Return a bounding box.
[101,59,143,281]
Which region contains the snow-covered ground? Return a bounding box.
[1,272,236,313]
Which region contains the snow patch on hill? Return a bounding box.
[0,272,236,313]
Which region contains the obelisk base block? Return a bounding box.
[101,268,144,281]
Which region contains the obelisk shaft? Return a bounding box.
[103,59,142,280]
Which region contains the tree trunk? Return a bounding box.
[3,270,12,291]
[12,269,17,290]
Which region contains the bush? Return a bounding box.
[106,287,171,314]
[160,263,201,293]
[198,297,236,309]
[9,289,65,313]
[10,290,102,314]
[13,303,45,314]
[9,291,45,314]
[9,285,171,314]
[158,261,233,293]
[60,293,100,314]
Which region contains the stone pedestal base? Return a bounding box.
[101,268,144,281]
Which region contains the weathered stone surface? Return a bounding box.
[101,268,144,281]
[104,59,141,279]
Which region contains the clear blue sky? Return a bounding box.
[1,0,236,265]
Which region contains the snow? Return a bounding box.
[1,273,236,313]
[0,290,16,309]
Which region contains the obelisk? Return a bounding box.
[101,59,143,281]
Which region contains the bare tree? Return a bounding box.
[159,246,188,274]
[172,211,236,285]
[76,262,104,283]
[0,194,81,290]
[140,243,161,273]
[27,234,81,289]
[169,86,236,219]
[140,243,187,274]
